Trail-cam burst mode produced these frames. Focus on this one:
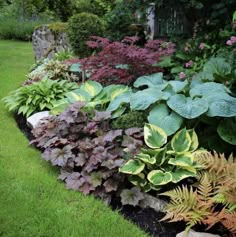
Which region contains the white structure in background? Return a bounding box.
[147,3,156,39]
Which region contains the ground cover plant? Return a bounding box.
[0,40,148,237]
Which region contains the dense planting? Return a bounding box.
[31,102,143,202]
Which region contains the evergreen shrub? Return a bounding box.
[67,13,106,57]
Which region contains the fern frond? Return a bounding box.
[218,211,236,233]
[197,173,214,204]
[161,185,209,227]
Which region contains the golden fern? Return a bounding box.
[195,151,236,176]
[161,185,210,229]
[203,209,236,234]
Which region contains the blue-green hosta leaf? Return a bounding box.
[187,129,199,151]
[167,94,208,119]
[135,153,156,164]
[171,168,196,183]
[119,160,145,175]
[217,119,236,145]
[129,174,147,187]
[148,103,183,136]
[69,63,82,72]
[203,57,231,79]
[190,82,230,98]
[134,72,168,89]
[107,91,132,112]
[168,80,188,93]
[144,123,167,149]
[205,93,236,117]
[171,128,191,153]
[147,170,172,185]
[130,88,168,110]
[168,153,194,167]
[80,80,103,98]
[66,89,91,103]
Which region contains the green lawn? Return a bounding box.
[0,40,148,237]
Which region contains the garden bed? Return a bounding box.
[14,113,230,237]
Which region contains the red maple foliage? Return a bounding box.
[80,36,175,85]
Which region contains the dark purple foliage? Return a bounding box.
[80,36,175,85]
[31,102,143,201]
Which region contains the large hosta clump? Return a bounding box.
[31,102,143,202]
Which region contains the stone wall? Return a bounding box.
[32,24,71,61]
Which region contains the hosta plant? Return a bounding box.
[2,78,78,117]
[31,102,143,202]
[50,80,132,118]
[161,151,236,234]
[119,123,201,192]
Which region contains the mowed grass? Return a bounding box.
[0,40,148,237]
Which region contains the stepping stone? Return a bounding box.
[176,229,221,237]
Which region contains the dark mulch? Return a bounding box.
[14,113,230,237]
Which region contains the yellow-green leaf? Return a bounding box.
[171,128,191,153]
[119,160,145,175]
[135,153,156,164]
[144,123,167,149]
[188,129,199,151]
[168,153,194,167]
[171,168,196,183]
[147,170,172,185]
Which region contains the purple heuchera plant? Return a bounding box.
[31,102,143,202]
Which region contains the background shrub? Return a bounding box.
[67,12,106,57]
[0,16,49,41]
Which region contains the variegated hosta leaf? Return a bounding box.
[144,123,167,149]
[140,148,167,165]
[168,153,194,167]
[135,153,156,164]
[187,129,199,152]
[119,160,145,175]
[66,89,91,103]
[106,91,132,112]
[171,168,196,183]
[171,128,191,153]
[80,80,103,98]
[129,173,147,187]
[104,84,130,100]
[147,170,172,185]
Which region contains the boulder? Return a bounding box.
[32,24,70,61]
[27,111,50,128]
